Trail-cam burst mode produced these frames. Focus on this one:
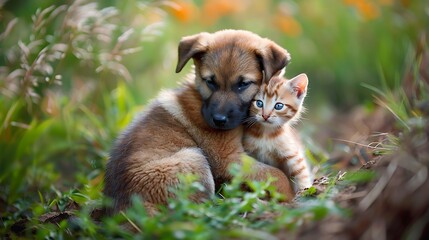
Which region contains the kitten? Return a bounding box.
[243,74,313,191]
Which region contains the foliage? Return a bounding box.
[0,0,158,202]
[1,157,346,239]
[333,42,429,240]
[0,0,428,239]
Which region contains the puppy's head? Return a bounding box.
[176,30,291,130]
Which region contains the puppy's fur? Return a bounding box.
[104,30,294,213]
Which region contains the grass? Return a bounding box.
[1,156,349,239]
[1,0,429,239]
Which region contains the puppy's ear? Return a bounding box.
[176,32,210,73]
[256,43,291,82]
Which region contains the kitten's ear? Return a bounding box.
[176,32,210,73]
[289,74,308,99]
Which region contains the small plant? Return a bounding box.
[1,155,346,239]
[116,157,345,239]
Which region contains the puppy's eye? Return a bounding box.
[203,76,217,90]
[256,100,263,108]
[237,77,253,92]
[274,103,284,110]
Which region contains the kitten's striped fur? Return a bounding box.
[243,74,313,191]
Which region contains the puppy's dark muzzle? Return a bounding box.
[202,104,247,130]
[212,113,228,127]
[201,93,250,130]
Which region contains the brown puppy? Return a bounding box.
[104,30,295,213]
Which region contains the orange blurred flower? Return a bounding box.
[202,0,245,25]
[356,1,380,20]
[343,0,381,20]
[274,14,302,37]
[165,0,197,23]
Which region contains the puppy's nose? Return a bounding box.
[212,114,228,127]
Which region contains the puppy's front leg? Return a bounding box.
[207,136,294,201]
[222,147,294,201]
[245,161,295,201]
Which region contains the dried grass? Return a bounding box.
[0,0,167,110]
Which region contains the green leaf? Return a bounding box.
[343,170,376,184]
[301,186,317,197]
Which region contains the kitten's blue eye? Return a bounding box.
[256,100,263,108]
[274,103,284,110]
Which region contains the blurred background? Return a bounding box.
[0,0,428,223]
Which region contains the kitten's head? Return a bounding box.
[249,74,308,128]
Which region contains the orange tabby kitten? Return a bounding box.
[243,74,312,191]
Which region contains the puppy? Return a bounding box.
[104,30,295,213]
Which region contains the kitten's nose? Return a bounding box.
[262,114,269,121]
[212,113,228,127]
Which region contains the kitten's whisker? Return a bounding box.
[242,117,253,123]
[249,120,258,128]
[247,120,257,128]
[243,117,258,128]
